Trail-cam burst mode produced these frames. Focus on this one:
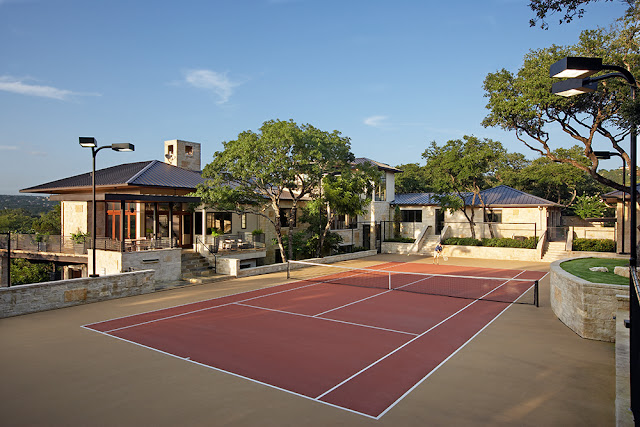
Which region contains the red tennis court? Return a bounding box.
[83,261,547,419]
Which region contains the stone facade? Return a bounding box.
[0,270,155,318]
[164,139,201,172]
[89,248,182,282]
[550,259,628,342]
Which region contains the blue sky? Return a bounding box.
[0,0,629,194]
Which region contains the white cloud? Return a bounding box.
[0,75,100,100]
[363,115,389,128]
[184,69,240,104]
[0,145,18,150]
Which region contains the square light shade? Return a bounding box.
[549,57,603,79]
[79,137,97,147]
[551,78,598,97]
[111,143,135,152]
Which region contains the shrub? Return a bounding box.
[572,238,616,252]
[442,237,482,246]
[385,237,415,243]
[481,237,538,249]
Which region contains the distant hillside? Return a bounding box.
[0,195,57,215]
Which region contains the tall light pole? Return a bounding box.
[594,150,626,254]
[550,56,638,421]
[79,137,135,277]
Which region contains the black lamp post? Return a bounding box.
[594,150,626,254]
[79,137,135,277]
[551,56,638,421]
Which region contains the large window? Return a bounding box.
[485,210,502,223]
[106,202,136,239]
[206,212,232,234]
[401,210,422,223]
[331,214,358,230]
[279,208,296,227]
[375,174,386,202]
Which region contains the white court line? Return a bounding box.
[314,270,527,402]
[102,280,323,333]
[79,325,380,420]
[81,275,325,329]
[313,274,435,317]
[82,263,547,419]
[235,303,418,336]
[99,264,410,334]
[378,272,545,419]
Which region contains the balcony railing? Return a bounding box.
[0,234,181,254]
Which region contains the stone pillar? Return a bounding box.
[0,253,8,287]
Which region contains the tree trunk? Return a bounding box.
[317,206,334,258]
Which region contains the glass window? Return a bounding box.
[485,210,502,223]
[241,213,247,229]
[206,212,232,234]
[280,208,296,227]
[401,210,422,222]
[375,174,386,201]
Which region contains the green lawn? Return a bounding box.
[560,257,629,286]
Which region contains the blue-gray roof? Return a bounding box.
[392,185,559,207]
[353,157,402,173]
[21,160,204,193]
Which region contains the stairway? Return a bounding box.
[181,249,225,284]
[420,235,441,254]
[542,241,571,262]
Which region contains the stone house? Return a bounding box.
[390,185,563,249]
[18,140,400,277]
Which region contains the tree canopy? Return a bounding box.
[195,119,355,262]
[422,136,506,238]
[528,0,631,29]
[483,5,639,196]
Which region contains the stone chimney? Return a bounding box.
[164,140,201,172]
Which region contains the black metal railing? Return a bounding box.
[631,266,639,422]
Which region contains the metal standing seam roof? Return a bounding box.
[21,160,204,193]
[353,157,403,173]
[392,185,559,207]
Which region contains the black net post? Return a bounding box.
[287,260,290,279]
[534,280,539,307]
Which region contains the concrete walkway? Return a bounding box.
[0,254,614,426]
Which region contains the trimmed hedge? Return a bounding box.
[385,237,415,243]
[572,238,616,252]
[442,237,482,246]
[443,237,538,249]
[481,237,538,249]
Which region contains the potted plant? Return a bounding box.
[33,233,48,252]
[208,227,221,251]
[70,230,90,254]
[251,228,265,244]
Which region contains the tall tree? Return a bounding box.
[422,136,506,239]
[505,146,606,206]
[394,163,433,194]
[314,165,378,257]
[483,5,639,197]
[528,0,632,29]
[195,119,353,262]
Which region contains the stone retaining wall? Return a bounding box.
[236,250,379,278]
[550,260,628,342]
[0,270,155,318]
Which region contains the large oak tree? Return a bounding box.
[195,119,355,262]
[483,4,639,196]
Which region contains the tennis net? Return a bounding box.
[287,260,539,306]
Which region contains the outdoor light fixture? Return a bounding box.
[111,143,134,152]
[551,55,638,421]
[549,56,603,79]
[79,137,97,148]
[79,137,135,277]
[551,78,598,97]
